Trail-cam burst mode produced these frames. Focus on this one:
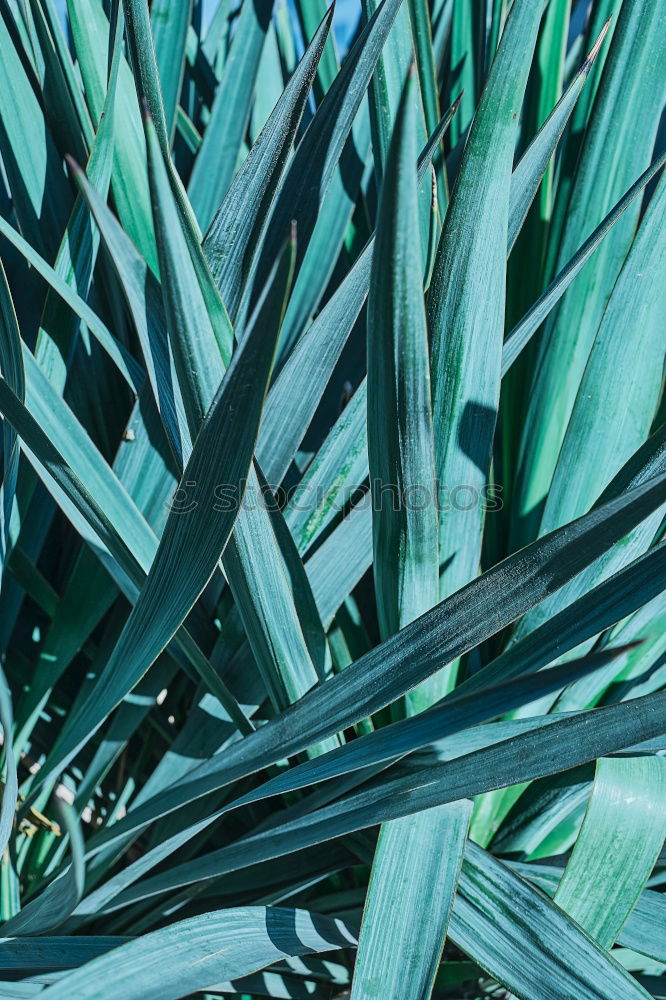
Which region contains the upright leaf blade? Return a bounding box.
[367,70,438,658]
[0,665,18,856]
[189,0,274,230]
[0,6,71,259]
[351,802,471,1000]
[514,0,666,545]
[66,0,157,271]
[247,0,405,312]
[507,21,611,256]
[151,0,193,141]
[541,170,666,536]
[203,5,335,321]
[145,115,225,433]
[427,0,543,608]
[0,264,24,574]
[554,756,666,948]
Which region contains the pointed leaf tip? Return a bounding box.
[64,154,83,176]
[321,2,336,29]
[611,640,644,656]
[583,19,612,76]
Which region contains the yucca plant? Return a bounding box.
[0,0,664,995]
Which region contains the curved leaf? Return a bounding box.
[38,907,355,1000]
